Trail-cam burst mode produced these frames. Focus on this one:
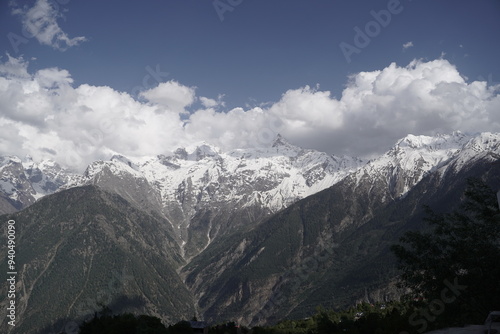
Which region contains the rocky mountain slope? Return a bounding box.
[181,132,500,325]
[1,132,499,332]
[0,156,82,213]
[1,135,364,258]
[353,131,470,200]
[0,186,195,334]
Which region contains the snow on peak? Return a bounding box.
[110,154,140,171]
[395,131,468,151]
[0,155,83,205]
[62,136,364,225]
[272,133,293,148]
[352,131,500,199]
[174,142,221,161]
[463,132,500,152]
[3,131,499,226]
[0,156,22,166]
[443,132,500,172]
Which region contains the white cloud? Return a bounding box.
[0,57,186,170]
[11,0,86,51]
[403,41,414,50]
[0,56,499,171]
[140,81,196,113]
[199,97,217,108]
[268,86,344,133]
[200,95,225,109]
[35,67,73,88]
[0,54,31,78]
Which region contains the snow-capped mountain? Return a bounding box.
[180,133,500,327]
[1,132,499,256]
[134,134,362,212]
[4,132,500,330]
[0,155,82,212]
[64,135,364,257]
[348,131,482,201]
[443,132,500,173]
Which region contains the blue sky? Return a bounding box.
[2,0,499,107]
[1,0,500,169]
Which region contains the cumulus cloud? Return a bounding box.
[306,59,500,156]
[0,56,186,170]
[140,81,196,114]
[199,97,217,108]
[0,56,499,171]
[200,95,225,109]
[11,0,86,51]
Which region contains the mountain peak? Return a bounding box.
[395,132,469,151]
[0,155,22,166]
[271,133,294,148]
[173,142,221,161]
[110,154,140,170]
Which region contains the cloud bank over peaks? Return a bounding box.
[0,55,499,171]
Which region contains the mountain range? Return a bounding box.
[1,131,500,333]
[0,134,364,259]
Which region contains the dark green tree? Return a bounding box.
[137,315,170,334]
[79,311,168,334]
[316,311,338,334]
[167,320,194,334]
[391,178,500,325]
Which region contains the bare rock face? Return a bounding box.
[180,132,500,326]
[2,132,500,330]
[46,136,364,258]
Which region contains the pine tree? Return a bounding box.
[391,178,500,326]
